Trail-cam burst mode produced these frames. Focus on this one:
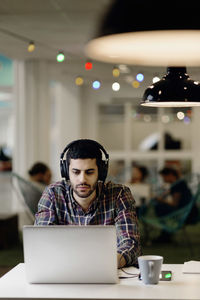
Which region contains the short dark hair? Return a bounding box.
[28,162,49,176]
[159,167,179,178]
[66,139,102,169]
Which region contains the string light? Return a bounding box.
[57,51,65,62]
[132,80,140,88]
[112,82,120,91]
[112,67,120,77]
[177,111,185,120]
[92,80,101,89]
[136,73,144,82]
[28,41,35,52]
[75,76,84,86]
[85,61,93,70]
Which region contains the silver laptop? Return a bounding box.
[23,225,118,284]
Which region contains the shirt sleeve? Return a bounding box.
[114,186,141,267]
[34,186,58,225]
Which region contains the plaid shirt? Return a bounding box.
[35,180,141,266]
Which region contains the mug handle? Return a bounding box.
[148,261,154,278]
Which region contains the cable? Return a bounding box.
[118,253,139,279]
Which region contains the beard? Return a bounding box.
[72,181,98,198]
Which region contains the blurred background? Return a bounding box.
[0,0,200,276]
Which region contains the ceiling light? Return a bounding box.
[136,73,144,82]
[28,41,35,52]
[57,51,65,62]
[132,80,140,88]
[112,82,120,91]
[152,76,160,84]
[141,67,200,107]
[92,80,101,89]
[75,76,84,86]
[112,67,120,77]
[85,61,93,70]
[85,0,200,66]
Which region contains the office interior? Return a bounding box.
[0,0,200,276]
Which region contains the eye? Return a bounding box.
[86,170,95,175]
[72,170,80,175]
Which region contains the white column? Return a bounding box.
[13,60,27,176]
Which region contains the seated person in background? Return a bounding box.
[35,139,141,268]
[28,162,52,192]
[154,167,192,242]
[131,165,148,184]
[0,146,12,172]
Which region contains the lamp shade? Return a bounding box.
[141,67,200,107]
[85,0,200,66]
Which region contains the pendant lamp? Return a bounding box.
[141,67,200,107]
[85,0,200,66]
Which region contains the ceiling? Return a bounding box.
[0,0,167,83]
[0,0,199,83]
[0,0,111,61]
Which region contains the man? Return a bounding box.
[28,162,52,192]
[154,167,192,242]
[35,139,141,268]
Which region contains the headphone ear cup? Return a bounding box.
[60,159,69,180]
[98,161,108,182]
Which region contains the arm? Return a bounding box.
[156,190,180,207]
[34,186,58,225]
[115,186,141,268]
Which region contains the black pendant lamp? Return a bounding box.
[85,0,200,66]
[141,67,200,107]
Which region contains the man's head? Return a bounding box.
[60,139,109,200]
[60,139,109,182]
[159,167,179,184]
[28,162,52,185]
[59,139,108,200]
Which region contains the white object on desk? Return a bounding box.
[182,261,200,274]
[0,263,200,300]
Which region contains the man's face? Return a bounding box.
[162,174,175,184]
[69,158,98,199]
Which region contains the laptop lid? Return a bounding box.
[23,225,118,284]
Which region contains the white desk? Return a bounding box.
[0,263,200,300]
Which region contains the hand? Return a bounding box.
[117,253,126,268]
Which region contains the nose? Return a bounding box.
[79,171,87,184]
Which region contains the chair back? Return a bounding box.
[12,172,43,220]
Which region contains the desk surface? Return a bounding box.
[0,263,200,300]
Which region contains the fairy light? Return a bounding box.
[28,41,35,52]
[75,76,84,86]
[112,82,120,91]
[136,73,144,82]
[92,80,101,89]
[85,61,93,70]
[112,67,120,77]
[57,51,65,62]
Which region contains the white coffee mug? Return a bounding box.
[138,255,163,284]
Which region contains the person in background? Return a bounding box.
[28,162,52,192]
[35,139,141,268]
[154,167,192,242]
[130,165,148,184]
[0,146,12,172]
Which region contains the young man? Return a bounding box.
[154,167,192,242]
[28,162,52,192]
[35,139,141,268]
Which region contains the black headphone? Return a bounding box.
[60,139,109,182]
